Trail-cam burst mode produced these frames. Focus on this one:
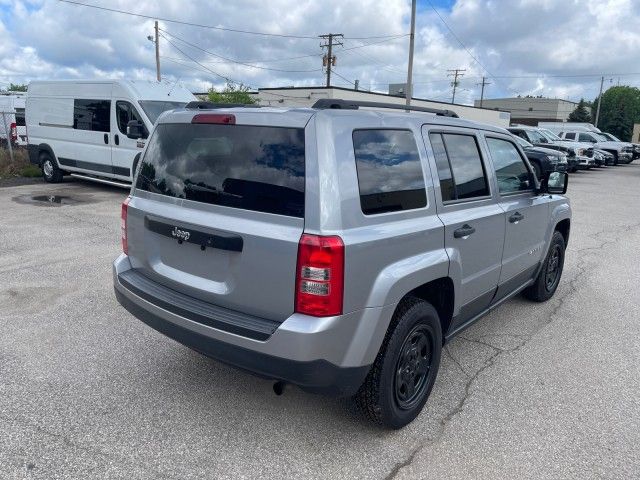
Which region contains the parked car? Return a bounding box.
[512,135,569,179]
[593,149,615,166]
[557,130,633,164]
[26,79,196,187]
[114,99,571,429]
[0,91,27,147]
[509,126,593,171]
[600,132,640,160]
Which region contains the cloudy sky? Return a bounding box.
[1,0,639,105]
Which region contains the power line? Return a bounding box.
[58,0,406,40]
[160,28,322,73]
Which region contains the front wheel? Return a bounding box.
[355,297,442,429]
[41,152,64,183]
[524,231,565,302]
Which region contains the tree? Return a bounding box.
[592,86,640,141]
[207,82,256,104]
[568,98,592,123]
[8,83,27,92]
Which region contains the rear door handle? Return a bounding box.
[454,224,476,239]
[509,212,524,223]
[103,133,109,144]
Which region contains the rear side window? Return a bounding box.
[73,99,111,132]
[15,108,25,127]
[352,129,426,215]
[486,137,532,194]
[429,133,490,202]
[136,123,305,217]
[564,132,575,140]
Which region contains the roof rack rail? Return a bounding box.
[311,98,458,118]
[185,101,260,110]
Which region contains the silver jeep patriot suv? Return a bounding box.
[113,99,571,428]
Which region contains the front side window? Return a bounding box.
[73,99,111,132]
[486,137,532,194]
[578,133,596,142]
[116,101,147,138]
[353,129,426,215]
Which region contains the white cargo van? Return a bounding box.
[0,92,27,147]
[26,80,196,186]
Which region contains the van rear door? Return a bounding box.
[124,112,311,321]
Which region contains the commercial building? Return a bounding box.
[473,97,582,126]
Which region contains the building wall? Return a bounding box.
[259,87,511,127]
[474,97,580,124]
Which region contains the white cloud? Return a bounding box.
[0,0,639,103]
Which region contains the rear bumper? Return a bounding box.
[113,255,392,396]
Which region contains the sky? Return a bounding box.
[1,0,640,105]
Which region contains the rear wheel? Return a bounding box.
[41,152,64,183]
[524,231,565,302]
[355,297,442,429]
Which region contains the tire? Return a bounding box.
[532,161,542,180]
[41,152,64,183]
[524,231,565,302]
[355,297,442,429]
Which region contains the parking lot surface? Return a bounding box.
[1,167,639,480]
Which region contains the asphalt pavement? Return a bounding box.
[0,166,639,479]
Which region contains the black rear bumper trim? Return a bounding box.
[115,288,370,396]
[118,269,280,341]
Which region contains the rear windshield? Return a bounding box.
[136,123,305,217]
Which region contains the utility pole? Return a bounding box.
[154,21,161,82]
[594,76,604,128]
[447,69,466,104]
[354,79,359,90]
[477,76,491,108]
[405,0,417,108]
[319,33,343,87]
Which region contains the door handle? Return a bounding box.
[509,212,524,224]
[103,133,108,144]
[114,134,119,146]
[454,224,476,239]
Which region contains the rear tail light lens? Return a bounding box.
[295,234,344,317]
[10,122,17,142]
[121,196,131,254]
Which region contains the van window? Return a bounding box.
[486,137,532,194]
[431,133,489,201]
[352,129,426,215]
[136,123,305,217]
[15,108,25,127]
[73,99,111,132]
[116,101,147,138]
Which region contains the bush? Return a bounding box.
[0,147,37,179]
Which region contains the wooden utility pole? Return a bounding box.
[477,76,491,108]
[320,33,343,87]
[594,76,604,127]
[405,0,417,108]
[155,21,161,82]
[447,69,466,104]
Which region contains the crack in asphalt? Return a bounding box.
[384,220,640,479]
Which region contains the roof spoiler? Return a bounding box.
[311,99,458,118]
[185,101,260,110]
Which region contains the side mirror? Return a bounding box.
[126,120,146,139]
[543,171,568,195]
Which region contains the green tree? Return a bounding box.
[8,83,27,92]
[592,86,640,141]
[567,98,592,123]
[207,82,256,104]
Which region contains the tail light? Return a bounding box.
[10,122,17,142]
[192,114,235,124]
[295,234,344,317]
[121,196,131,254]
